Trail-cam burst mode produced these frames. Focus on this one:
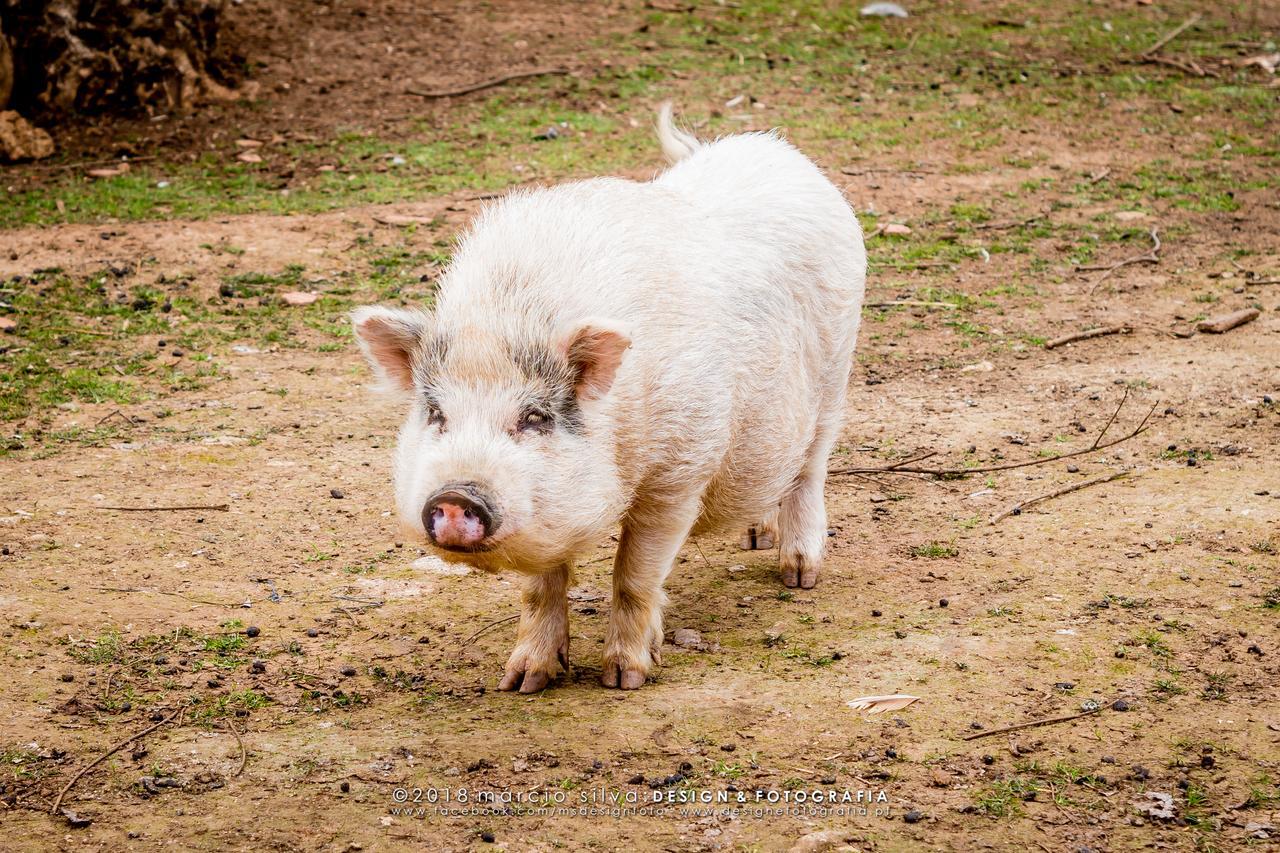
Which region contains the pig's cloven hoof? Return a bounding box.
[781,555,819,589]
[600,660,648,690]
[739,526,776,551]
[498,645,568,694]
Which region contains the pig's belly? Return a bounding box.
[690,378,824,534]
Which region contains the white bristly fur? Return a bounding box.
[353,105,866,692]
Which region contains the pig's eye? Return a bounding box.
[517,409,552,434]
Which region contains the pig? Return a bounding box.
[352,103,865,692]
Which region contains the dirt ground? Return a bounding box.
[2,1,1279,851]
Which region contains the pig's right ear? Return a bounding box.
[351,306,431,394]
[559,319,631,402]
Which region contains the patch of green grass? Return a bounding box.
[911,540,959,559]
[974,777,1040,817]
[69,631,126,664]
[1262,588,1280,611]
[712,760,744,780]
[193,689,272,723]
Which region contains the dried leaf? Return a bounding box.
[846,694,921,715]
[1134,791,1176,820]
[280,291,319,306]
[0,316,17,332]
[237,151,263,164]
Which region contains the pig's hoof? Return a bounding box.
[600,660,648,690]
[498,646,567,694]
[739,526,775,550]
[781,555,819,589]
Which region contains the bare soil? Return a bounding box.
[1,1,1278,851]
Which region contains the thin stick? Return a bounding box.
[461,614,520,647]
[1141,14,1201,57]
[226,718,247,777]
[1244,278,1280,286]
[51,707,183,813]
[830,398,1157,478]
[407,67,568,99]
[1092,387,1129,450]
[975,213,1044,231]
[98,504,229,512]
[1044,323,1132,350]
[989,471,1133,525]
[962,703,1104,741]
[1078,228,1161,291]
[88,586,239,608]
[865,301,957,310]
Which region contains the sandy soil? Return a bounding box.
[1,2,1278,852]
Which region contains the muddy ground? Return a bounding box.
[1,1,1278,851]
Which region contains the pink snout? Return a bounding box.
[423,483,499,551]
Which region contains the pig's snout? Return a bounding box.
[423,482,500,551]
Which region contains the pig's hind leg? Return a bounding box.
[498,564,571,693]
[602,497,702,689]
[777,413,841,589]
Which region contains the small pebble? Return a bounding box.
[903,809,923,824]
[481,832,496,843]
[306,628,319,638]
[1101,755,1116,765]
[871,609,883,617]
[340,666,357,677]
[981,754,994,765]
[207,679,221,688]
[250,659,266,674]
[245,626,261,638]
[1067,464,1080,473]
[1112,699,1130,712]
[330,488,345,499]
[60,673,74,682]
[1132,765,1150,780]
[939,598,949,608]
[894,629,907,639]
[340,781,350,793]
[886,748,898,759]
[720,743,735,752]
[1200,755,1215,769]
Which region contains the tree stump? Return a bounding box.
[0,0,240,119]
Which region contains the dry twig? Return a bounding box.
[1141,14,1201,57]
[51,707,184,813]
[407,67,568,99]
[962,703,1105,741]
[1044,323,1132,350]
[829,396,1156,479]
[226,718,247,777]
[989,471,1133,524]
[461,614,520,647]
[864,300,957,310]
[1078,228,1161,291]
[98,503,229,512]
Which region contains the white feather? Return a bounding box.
[846,694,921,715]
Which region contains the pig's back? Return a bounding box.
[445,137,864,524]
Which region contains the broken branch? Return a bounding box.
[52,706,184,813]
[98,503,229,512]
[829,396,1156,479]
[864,300,958,310]
[962,703,1105,741]
[407,67,568,99]
[989,471,1133,525]
[1197,308,1260,334]
[1141,14,1201,57]
[1044,323,1132,350]
[1078,228,1161,291]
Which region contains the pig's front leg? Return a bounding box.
[497,564,570,693]
[602,501,699,689]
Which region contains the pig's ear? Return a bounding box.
[351,306,431,393]
[559,319,632,402]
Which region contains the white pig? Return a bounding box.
[353,103,865,692]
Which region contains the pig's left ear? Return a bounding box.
[351,306,432,394]
[559,319,631,401]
